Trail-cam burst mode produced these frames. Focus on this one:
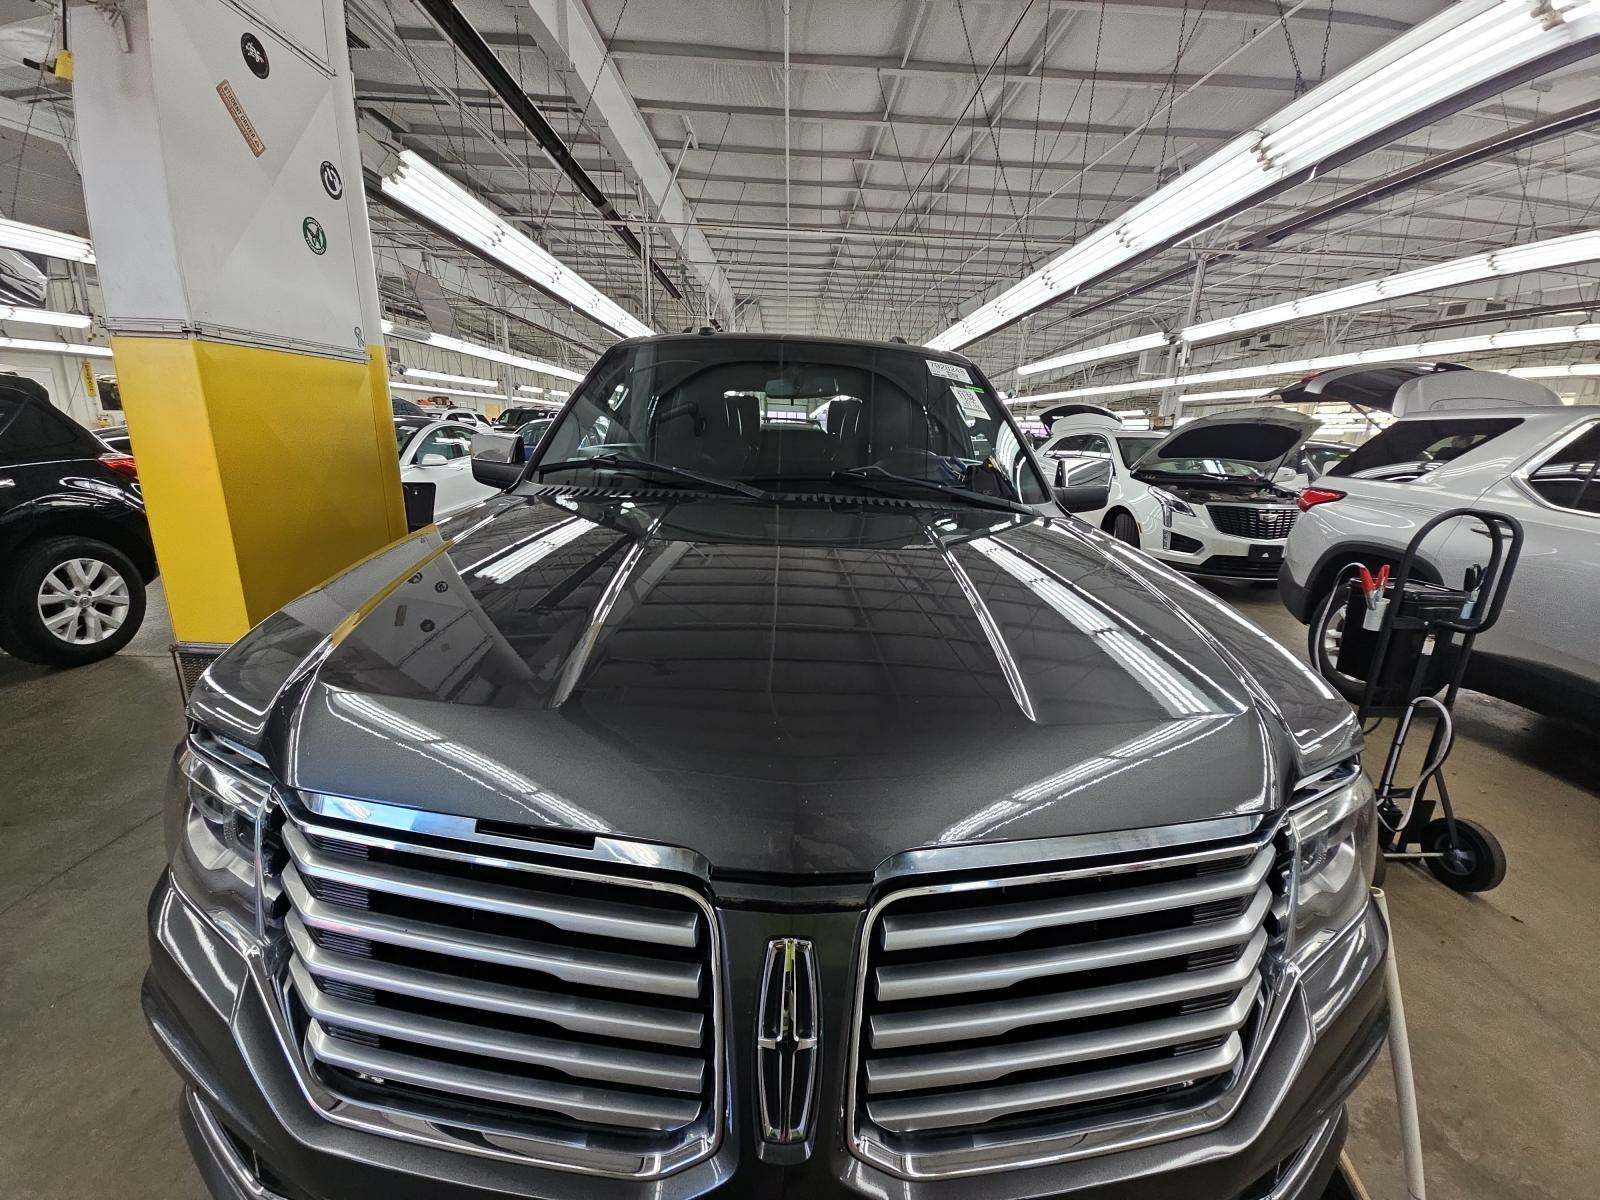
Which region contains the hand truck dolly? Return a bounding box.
[1317,507,1524,893]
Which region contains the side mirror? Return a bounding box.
[470,426,523,487]
[1054,482,1111,514]
[417,451,449,467]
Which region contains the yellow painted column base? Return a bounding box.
[111,337,407,644]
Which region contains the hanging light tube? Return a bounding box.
[930,0,1600,353]
[380,320,586,383]
[0,335,111,358]
[380,150,653,340]
[389,380,507,401]
[0,217,95,264]
[1022,321,1600,401]
[1017,331,1169,377]
[403,367,501,389]
[1183,229,1600,344]
[0,305,93,330]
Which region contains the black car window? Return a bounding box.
[532,339,1049,507]
[1330,418,1521,479]
[0,392,100,467]
[1527,422,1600,515]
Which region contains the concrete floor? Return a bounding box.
[1,581,1596,1200]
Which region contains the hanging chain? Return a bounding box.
[1272,0,1306,96]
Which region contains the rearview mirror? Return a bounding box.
[1054,482,1111,514]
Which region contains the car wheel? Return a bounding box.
[1109,511,1141,547]
[1307,584,1365,703]
[0,536,147,668]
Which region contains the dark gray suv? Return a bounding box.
[145,334,1386,1200]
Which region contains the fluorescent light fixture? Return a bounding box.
[403,367,500,389]
[0,335,111,358]
[516,385,545,395]
[380,320,585,383]
[548,390,571,399]
[0,217,94,264]
[389,380,506,401]
[1172,388,1276,403]
[380,150,653,340]
[1034,322,1600,400]
[929,0,1600,352]
[1018,331,1169,376]
[0,305,92,330]
[1185,229,1600,344]
[1506,362,1600,378]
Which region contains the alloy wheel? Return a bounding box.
[36,557,131,645]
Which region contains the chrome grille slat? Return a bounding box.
[852,829,1285,1165]
[865,983,1259,1094]
[869,927,1269,1049]
[274,811,719,1173]
[286,915,704,1046]
[305,1025,702,1132]
[283,824,697,947]
[1207,505,1297,540]
[289,958,705,1093]
[880,844,1275,952]
[874,885,1272,1001]
[865,1035,1244,1134]
[282,864,702,998]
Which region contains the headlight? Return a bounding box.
[1287,767,1377,965]
[1151,487,1194,525]
[168,734,273,944]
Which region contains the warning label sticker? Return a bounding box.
[216,81,266,158]
[926,358,973,384]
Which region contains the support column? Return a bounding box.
[68,0,405,646]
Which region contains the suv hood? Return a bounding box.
[1138,406,1316,467]
[194,493,1325,876]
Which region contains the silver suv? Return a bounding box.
[1279,374,1600,716]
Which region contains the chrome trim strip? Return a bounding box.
[186,1090,289,1200]
[845,817,1290,1180]
[1264,1113,1342,1200]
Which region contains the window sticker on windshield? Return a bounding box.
[951,384,988,423]
[926,359,973,384]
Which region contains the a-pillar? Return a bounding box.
[68,0,405,647]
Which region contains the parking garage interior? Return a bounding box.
[2,3,1599,1200]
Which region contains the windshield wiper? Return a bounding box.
[535,454,767,499]
[825,464,1034,515]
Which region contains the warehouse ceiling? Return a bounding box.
[5,1,1600,399]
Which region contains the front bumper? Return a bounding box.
[146,872,1388,1200]
[1144,512,1290,581]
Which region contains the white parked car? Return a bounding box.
[441,407,495,432]
[1039,406,1315,581]
[394,417,500,520]
[1279,366,1600,717]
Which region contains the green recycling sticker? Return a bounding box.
[302,216,328,255]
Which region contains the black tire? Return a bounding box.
[0,536,147,668]
[1421,817,1506,893]
[1109,511,1141,547]
[1307,584,1365,703]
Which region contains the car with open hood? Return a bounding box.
[145,333,1387,1200]
[1278,365,1600,717]
[1039,406,1317,581]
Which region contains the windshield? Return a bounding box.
[1137,456,1270,482]
[393,419,430,458]
[528,338,1049,507]
[1116,434,1164,467]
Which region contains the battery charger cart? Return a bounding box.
[1323,507,1524,893]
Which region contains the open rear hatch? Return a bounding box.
[1270,363,1561,415]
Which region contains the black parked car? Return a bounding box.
[146,335,1385,1200]
[0,375,155,666]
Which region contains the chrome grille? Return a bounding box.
[274,814,719,1174]
[850,832,1286,1170]
[1207,505,1297,539]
